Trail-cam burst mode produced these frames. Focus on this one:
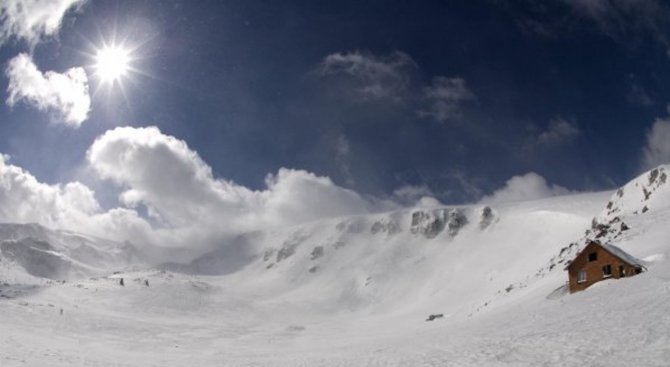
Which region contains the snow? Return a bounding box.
[1,167,670,366]
[601,243,645,268]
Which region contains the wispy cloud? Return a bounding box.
[418,76,475,123]
[506,0,670,50]
[392,184,441,207]
[563,0,668,35]
[627,80,653,106]
[641,111,670,169]
[5,53,91,127]
[536,117,580,145]
[335,134,355,186]
[315,50,417,101]
[0,0,86,46]
[523,117,581,153]
[315,50,474,123]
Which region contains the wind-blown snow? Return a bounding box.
[1,167,670,366]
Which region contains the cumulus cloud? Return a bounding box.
[5,53,90,127]
[315,50,417,101]
[87,126,250,227]
[0,154,150,242]
[480,172,570,204]
[641,115,670,169]
[418,76,475,123]
[0,0,86,46]
[0,154,96,224]
[87,126,370,231]
[0,126,376,259]
[261,168,368,225]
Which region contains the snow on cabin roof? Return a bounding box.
[564,241,645,270]
[600,243,645,268]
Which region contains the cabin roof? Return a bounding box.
[600,243,644,268]
[564,241,645,270]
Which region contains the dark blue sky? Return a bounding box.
[2,0,670,204]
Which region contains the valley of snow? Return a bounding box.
[1,166,669,366]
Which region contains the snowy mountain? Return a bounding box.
[0,223,144,282]
[1,166,669,366]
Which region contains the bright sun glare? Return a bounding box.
[95,46,130,83]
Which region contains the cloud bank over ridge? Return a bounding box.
[480,172,571,204]
[0,126,374,257]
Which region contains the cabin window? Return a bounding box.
[602,264,612,278]
[619,265,626,277]
[588,252,598,262]
[577,270,587,283]
[635,268,642,274]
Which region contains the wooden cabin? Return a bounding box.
[565,240,645,293]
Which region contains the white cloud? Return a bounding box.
[0,154,92,225]
[0,154,149,242]
[0,126,376,259]
[261,168,368,226]
[87,126,370,234]
[0,0,85,46]
[315,50,416,101]
[87,126,248,227]
[419,76,474,122]
[5,53,90,127]
[537,117,580,146]
[641,115,670,169]
[480,172,570,204]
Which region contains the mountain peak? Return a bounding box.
[595,165,669,225]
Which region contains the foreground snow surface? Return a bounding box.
[2,185,670,366]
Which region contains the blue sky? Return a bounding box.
[1,0,670,250]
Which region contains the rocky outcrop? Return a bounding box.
[410,208,469,239]
[479,206,496,230]
[276,231,311,263]
[595,165,669,226]
[370,217,400,235]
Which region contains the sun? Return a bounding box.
[94,45,130,83]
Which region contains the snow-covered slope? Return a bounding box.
[0,223,144,282]
[1,166,669,366]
